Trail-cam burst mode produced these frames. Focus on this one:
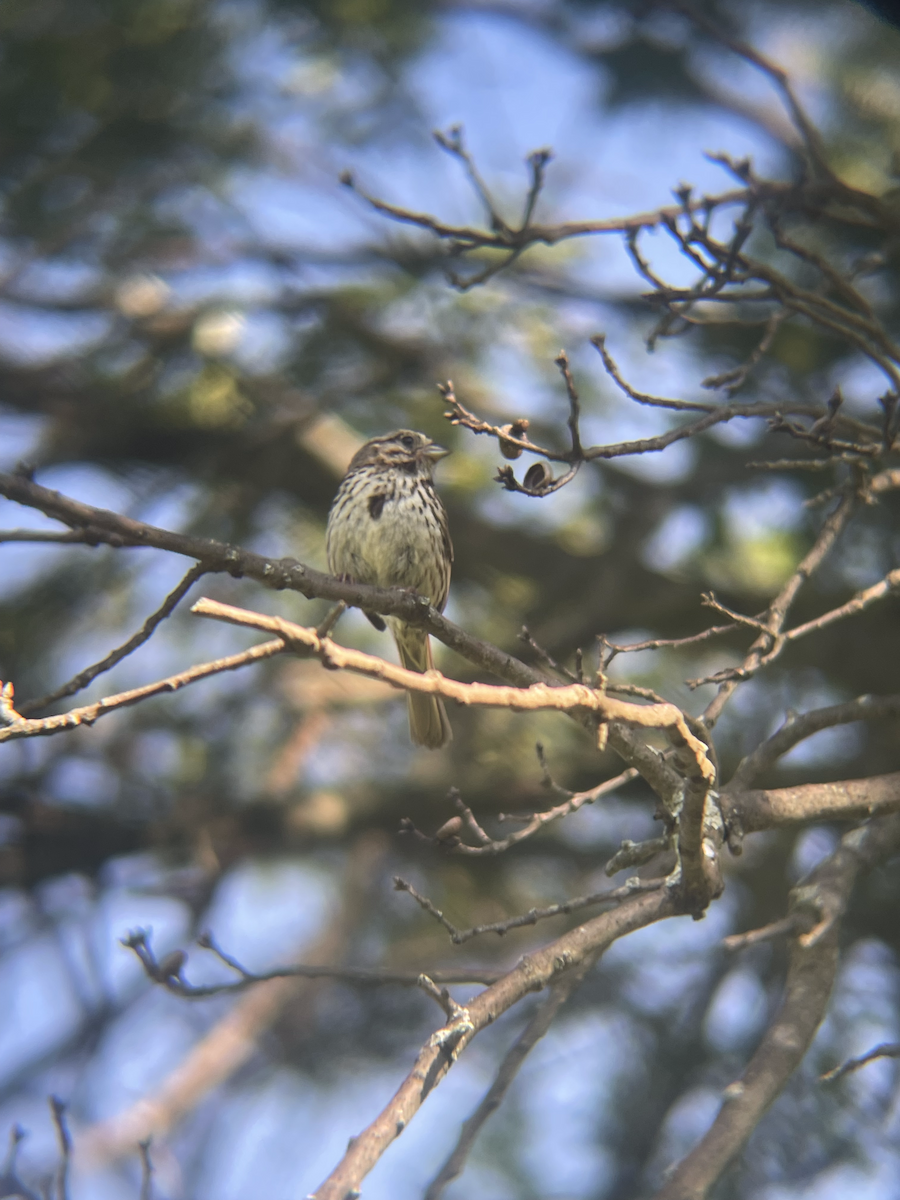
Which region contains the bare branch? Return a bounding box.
[592,334,713,413]
[138,1140,154,1200]
[820,1042,900,1084]
[49,1097,72,1200]
[392,874,663,944]
[554,349,584,458]
[122,928,502,995]
[725,694,900,794]
[19,562,208,716]
[0,1125,42,1200]
[702,487,859,723]
[0,528,101,544]
[723,772,900,844]
[653,813,900,1200]
[0,468,564,700]
[191,599,717,794]
[675,3,832,175]
[0,639,286,744]
[702,310,788,395]
[783,568,900,645]
[309,886,676,1200]
[424,954,595,1200]
[599,625,744,665]
[522,148,553,229]
[433,125,510,234]
[871,467,900,495]
[344,167,758,254]
[404,767,639,856]
[722,914,803,952]
[80,835,391,1168]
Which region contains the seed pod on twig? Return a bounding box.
[498,418,530,459]
[523,461,552,491]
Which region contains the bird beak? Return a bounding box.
[426,443,451,462]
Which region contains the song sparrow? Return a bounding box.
[326,429,453,749]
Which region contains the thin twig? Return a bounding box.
[49,1097,71,1200]
[702,487,859,724]
[554,350,584,458]
[591,334,713,412]
[521,148,553,229]
[433,126,511,235]
[138,1140,154,1200]
[410,767,639,856]
[0,639,287,744]
[0,528,101,543]
[783,568,900,643]
[19,562,207,716]
[820,1042,900,1084]
[722,914,802,951]
[1,1125,41,1200]
[122,928,502,995]
[393,874,664,944]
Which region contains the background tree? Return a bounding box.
[0,1,898,1198]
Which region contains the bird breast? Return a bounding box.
[327,470,438,595]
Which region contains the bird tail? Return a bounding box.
[393,627,452,749]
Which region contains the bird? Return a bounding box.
[325,429,453,748]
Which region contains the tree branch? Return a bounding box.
[424,954,596,1199]
[724,771,900,837]
[19,562,208,716]
[191,598,716,791]
[0,640,286,743]
[653,813,900,1200]
[309,886,676,1200]
[725,694,900,793]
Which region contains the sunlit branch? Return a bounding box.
[0,466,684,802]
[871,467,900,494]
[0,640,286,743]
[191,598,716,789]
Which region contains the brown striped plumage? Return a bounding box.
[326,430,453,748]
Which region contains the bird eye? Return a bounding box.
[400,434,415,449]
